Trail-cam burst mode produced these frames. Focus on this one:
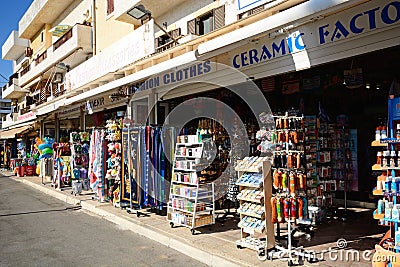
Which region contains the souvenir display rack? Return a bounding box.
[372,136,400,255]
[70,131,90,195]
[370,97,400,265]
[88,129,107,202]
[53,142,72,190]
[167,135,215,235]
[235,157,275,255]
[316,122,335,208]
[104,120,122,203]
[255,112,315,265]
[123,125,174,216]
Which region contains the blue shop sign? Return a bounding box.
[137,61,212,91]
[232,0,400,69]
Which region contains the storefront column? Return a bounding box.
[80,106,86,131]
[55,113,60,142]
[40,120,45,139]
[155,92,159,125]
[148,89,156,125]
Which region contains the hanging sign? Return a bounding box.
[85,88,127,113]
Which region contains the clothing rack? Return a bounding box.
[121,125,175,216]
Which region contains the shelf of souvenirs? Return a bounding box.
[237,189,264,204]
[236,172,263,188]
[272,115,304,120]
[238,216,266,234]
[235,156,269,173]
[378,138,400,144]
[372,189,400,197]
[271,167,306,172]
[167,204,213,215]
[170,193,213,201]
[273,150,305,154]
[371,140,389,147]
[373,188,384,196]
[372,164,400,171]
[236,237,266,251]
[237,202,265,219]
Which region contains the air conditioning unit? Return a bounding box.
[54,73,63,83]
[25,47,33,57]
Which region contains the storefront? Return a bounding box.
[10,0,399,263]
[142,0,400,203]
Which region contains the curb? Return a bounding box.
[8,175,245,267]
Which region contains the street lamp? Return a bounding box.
[127,4,151,21]
[127,5,178,45]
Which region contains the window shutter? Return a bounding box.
[213,5,225,30]
[107,0,114,15]
[171,28,181,39]
[155,37,160,48]
[187,19,196,34]
[250,5,264,15]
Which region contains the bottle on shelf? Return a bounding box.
[396,124,400,140]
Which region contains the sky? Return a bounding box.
[0,1,32,86]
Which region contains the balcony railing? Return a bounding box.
[156,36,183,53]
[53,27,73,51]
[8,73,18,87]
[18,23,92,88]
[54,84,65,97]
[20,65,30,77]
[35,50,47,65]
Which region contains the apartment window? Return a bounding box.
[198,12,213,35]
[238,5,265,20]
[187,5,225,35]
[107,0,114,15]
[40,31,44,43]
[155,28,181,52]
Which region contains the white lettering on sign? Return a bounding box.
[232,0,400,69]
[65,20,155,91]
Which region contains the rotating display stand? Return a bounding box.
[253,113,316,265]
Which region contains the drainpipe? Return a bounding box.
[92,0,96,55]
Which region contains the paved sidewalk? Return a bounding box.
[1,172,383,267]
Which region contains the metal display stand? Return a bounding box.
[167,138,215,235]
[252,114,316,265]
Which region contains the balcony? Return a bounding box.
[19,23,92,88]
[114,0,186,24]
[1,113,18,129]
[0,104,12,115]
[2,31,29,60]
[18,0,76,39]
[1,78,30,100]
[65,20,154,92]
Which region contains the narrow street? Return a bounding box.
[0,176,206,267]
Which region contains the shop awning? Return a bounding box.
[0,125,31,139]
[36,98,66,116]
[49,25,72,37]
[64,51,198,106]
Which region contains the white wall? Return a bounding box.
[51,0,92,42]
